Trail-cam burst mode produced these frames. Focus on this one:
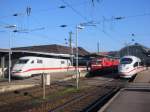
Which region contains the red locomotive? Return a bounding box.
[90,56,119,72]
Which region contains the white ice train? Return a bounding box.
[11,56,72,78]
[118,56,146,78]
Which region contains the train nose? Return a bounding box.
[119,65,129,71]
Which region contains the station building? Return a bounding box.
[119,43,150,66]
[86,43,150,66]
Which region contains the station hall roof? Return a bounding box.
[12,44,90,56]
[119,43,150,55]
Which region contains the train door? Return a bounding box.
[36,59,43,73]
[133,62,139,74]
[60,59,66,72]
[66,59,71,71]
[29,59,37,75]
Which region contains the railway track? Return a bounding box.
[0,73,131,112]
[0,81,67,112]
[49,78,128,112]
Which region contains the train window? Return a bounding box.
[16,59,29,64]
[61,61,65,64]
[37,59,43,64]
[133,62,138,67]
[68,62,71,66]
[91,60,102,65]
[31,60,34,64]
[120,58,132,64]
[96,60,102,64]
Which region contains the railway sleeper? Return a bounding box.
[81,87,121,112]
[53,88,115,112]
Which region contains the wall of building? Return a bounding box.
[119,44,150,66]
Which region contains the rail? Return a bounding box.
[49,78,128,112]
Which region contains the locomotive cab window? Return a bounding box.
[120,58,132,64]
[133,62,138,67]
[16,59,29,64]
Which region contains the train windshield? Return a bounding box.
[120,58,133,64]
[91,60,102,65]
[16,59,29,64]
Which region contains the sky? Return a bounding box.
[0,0,150,52]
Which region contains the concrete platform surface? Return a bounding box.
[99,88,150,112]
[0,84,35,93]
[0,71,87,93]
[134,68,150,83]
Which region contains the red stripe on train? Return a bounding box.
[19,66,86,73]
[120,66,144,74]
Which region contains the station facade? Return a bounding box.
[119,43,150,66]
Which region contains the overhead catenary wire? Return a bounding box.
[105,12,150,22]
[86,16,123,44]
[94,12,150,44]
[60,0,90,21]
[59,0,125,46]
[4,1,89,16]
[0,1,123,47]
[96,25,123,45]
[91,0,103,6]
[0,1,91,32]
[58,0,120,43]
[2,0,148,50]
[124,13,150,19]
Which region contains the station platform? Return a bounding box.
[99,87,150,112]
[0,70,87,93]
[99,68,150,112]
[134,67,150,83]
[0,83,35,93]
